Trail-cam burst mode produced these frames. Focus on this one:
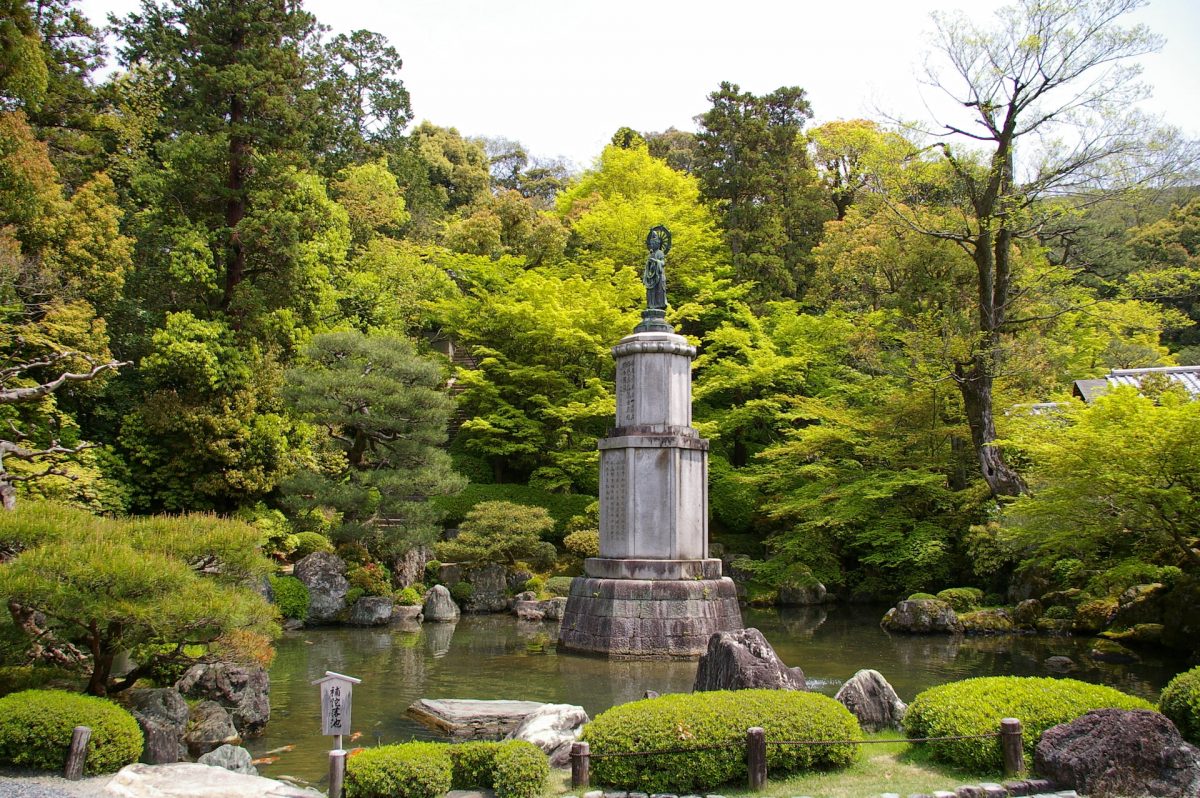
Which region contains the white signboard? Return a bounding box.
[312,671,361,738]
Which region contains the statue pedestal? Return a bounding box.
[558,331,743,659]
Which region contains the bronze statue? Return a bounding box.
[642,225,671,310]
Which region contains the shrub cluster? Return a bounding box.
[936,587,983,612]
[346,742,451,798]
[292,531,333,560]
[396,586,423,606]
[582,690,861,792]
[903,676,1154,771]
[345,740,547,798]
[545,576,575,597]
[0,690,143,774]
[269,575,310,621]
[1160,666,1200,745]
[432,483,592,539]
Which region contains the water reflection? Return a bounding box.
[248,604,1187,784]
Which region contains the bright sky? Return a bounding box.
[79,0,1200,170]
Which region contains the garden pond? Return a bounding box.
[247,604,1188,785]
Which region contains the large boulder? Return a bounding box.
[833,669,907,732]
[463,563,509,613]
[183,700,240,758]
[693,628,806,692]
[197,744,258,775]
[293,551,349,623]
[124,687,189,764]
[1113,582,1168,628]
[880,599,962,634]
[1013,599,1043,628]
[349,596,394,626]
[392,545,432,589]
[177,662,270,737]
[779,583,826,606]
[539,596,567,621]
[505,703,590,767]
[959,608,1015,635]
[1034,709,1200,798]
[422,584,460,622]
[104,762,322,798]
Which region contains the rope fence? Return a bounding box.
[570,718,1025,791]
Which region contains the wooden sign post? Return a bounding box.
[312,671,362,798]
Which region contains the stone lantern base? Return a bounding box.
[557,576,742,659]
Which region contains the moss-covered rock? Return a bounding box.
[881,599,961,634]
[1100,623,1164,645]
[1040,588,1082,608]
[1035,617,1073,635]
[1089,638,1140,664]
[1013,599,1043,628]
[1113,583,1168,628]
[959,608,1015,635]
[1073,598,1118,633]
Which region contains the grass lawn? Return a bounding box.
[547,734,1007,798]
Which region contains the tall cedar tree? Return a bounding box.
[113,0,318,310]
[694,82,830,301]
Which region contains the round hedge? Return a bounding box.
[1160,666,1200,745]
[903,676,1154,772]
[936,587,983,612]
[269,575,310,621]
[582,690,861,792]
[0,690,142,774]
[345,742,452,798]
[292,531,333,560]
[492,740,549,798]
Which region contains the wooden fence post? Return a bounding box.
[63,725,91,780]
[329,749,347,798]
[1000,718,1024,777]
[570,741,590,789]
[746,726,767,791]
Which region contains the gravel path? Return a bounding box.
[0,770,112,798]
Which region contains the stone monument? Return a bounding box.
[558,226,743,659]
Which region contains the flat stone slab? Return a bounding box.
[584,558,723,581]
[406,699,545,739]
[103,762,321,797]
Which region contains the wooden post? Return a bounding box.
[63,725,91,780]
[570,741,590,789]
[1000,718,1025,777]
[329,749,347,798]
[746,726,767,791]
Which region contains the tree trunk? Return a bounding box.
[956,358,1025,497]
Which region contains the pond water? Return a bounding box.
[247,605,1187,785]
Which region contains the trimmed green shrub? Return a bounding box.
[524,575,545,595]
[1160,666,1200,745]
[936,587,983,613]
[903,677,1154,771]
[450,581,474,604]
[582,690,861,792]
[446,740,547,798]
[345,587,366,606]
[492,740,549,798]
[562,529,599,559]
[293,531,333,559]
[424,560,442,583]
[907,592,938,600]
[546,576,574,597]
[345,742,452,798]
[432,483,592,540]
[269,575,310,621]
[1043,605,1072,620]
[397,587,422,606]
[0,690,142,774]
[448,741,502,789]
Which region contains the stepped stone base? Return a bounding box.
[557,576,743,659]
